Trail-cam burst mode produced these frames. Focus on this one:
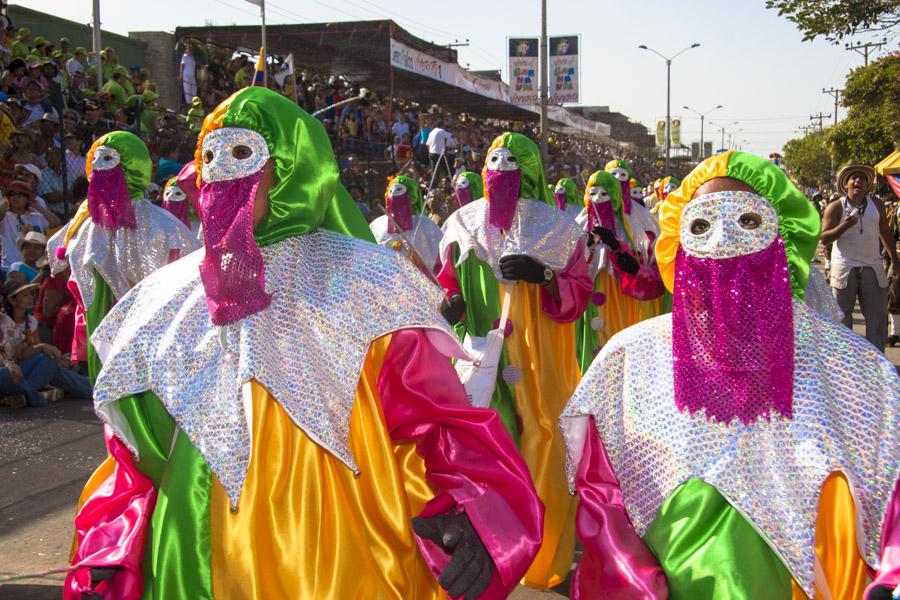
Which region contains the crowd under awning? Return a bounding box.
[175,20,610,136]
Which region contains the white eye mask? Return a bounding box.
[388,182,408,196]
[680,191,778,259]
[486,147,519,172]
[587,185,611,204]
[201,127,270,183]
[456,177,470,190]
[91,145,121,171]
[609,167,629,182]
[163,185,187,203]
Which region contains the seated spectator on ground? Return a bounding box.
[33,261,74,350]
[9,230,47,284]
[0,278,91,406]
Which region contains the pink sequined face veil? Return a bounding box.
[672,190,794,425]
[484,147,521,231]
[162,183,190,227]
[88,145,137,230]
[608,166,631,215]
[553,183,568,211]
[454,176,473,207]
[197,127,273,326]
[586,184,615,236]
[386,180,413,232]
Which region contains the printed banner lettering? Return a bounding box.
[549,35,578,104]
[508,37,539,105]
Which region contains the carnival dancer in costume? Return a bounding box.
[647,175,680,212]
[629,178,647,207]
[46,131,199,381]
[453,170,483,209]
[370,175,443,273]
[438,132,591,589]
[553,178,584,220]
[160,162,203,241]
[560,151,900,600]
[66,88,543,600]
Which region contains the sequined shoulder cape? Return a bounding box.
[440,198,583,280]
[369,214,443,270]
[91,228,462,507]
[561,301,900,596]
[47,199,200,309]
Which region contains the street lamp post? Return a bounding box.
[684,104,723,160]
[639,42,700,176]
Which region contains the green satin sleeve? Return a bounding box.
[112,390,214,600]
[454,247,519,445]
[643,478,794,599]
[85,270,114,384]
[575,278,601,375]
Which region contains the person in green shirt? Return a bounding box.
[101,71,128,112]
[185,96,204,135]
[11,28,29,58]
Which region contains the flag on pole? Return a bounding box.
[252,47,265,86]
[273,53,294,88]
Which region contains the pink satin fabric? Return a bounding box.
[65,426,157,600]
[571,420,668,599]
[587,201,617,238]
[540,237,593,322]
[619,180,632,215]
[386,191,413,233]
[197,169,272,326]
[379,328,544,598]
[554,191,567,211]
[87,166,137,230]
[176,163,201,216]
[162,198,191,228]
[484,169,521,231]
[617,262,667,301]
[67,280,88,362]
[455,186,474,208]
[867,479,900,596]
[672,239,794,425]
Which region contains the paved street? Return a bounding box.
[1,285,896,599]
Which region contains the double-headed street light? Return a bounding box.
[639,42,700,176]
[683,104,723,160]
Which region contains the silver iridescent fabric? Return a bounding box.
[91,229,460,508]
[804,267,843,322]
[440,198,583,279]
[563,203,583,222]
[46,200,200,308]
[560,300,900,596]
[370,214,443,271]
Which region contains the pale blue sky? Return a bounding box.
[19,0,895,156]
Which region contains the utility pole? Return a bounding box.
[845,39,887,66]
[260,0,267,86]
[92,0,103,90]
[539,0,548,164]
[822,88,842,126]
[809,112,830,133]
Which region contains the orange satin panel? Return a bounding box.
[501,281,579,589]
[596,270,634,346]
[210,335,444,600]
[809,472,871,599]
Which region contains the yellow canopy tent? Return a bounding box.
[875,149,900,176]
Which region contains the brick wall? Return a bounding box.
[128,31,180,111]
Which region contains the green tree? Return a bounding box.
[765,0,899,42]
[783,132,833,188]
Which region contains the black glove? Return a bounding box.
[592,226,620,252]
[614,251,640,276]
[866,585,894,600]
[412,513,494,600]
[440,294,466,325]
[499,254,549,284]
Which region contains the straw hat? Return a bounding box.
[836,164,876,196]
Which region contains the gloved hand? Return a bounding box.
[80,568,118,599]
[865,585,894,600]
[412,512,494,600]
[440,294,466,325]
[614,251,640,276]
[499,254,549,284]
[592,226,620,252]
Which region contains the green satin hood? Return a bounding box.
[386,174,424,215]
[457,171,484,200]
[604,159,633,180]
[555,177,580,205]
[585,170,623,214]
[197,87,371,246]
[87,131,151,201]
[483,132,553,205]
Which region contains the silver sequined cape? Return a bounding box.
[440,198,583,279]
[47,200,200,309]
[369,214,443,271]
[90,229,462,508]
[560,301,900,596]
